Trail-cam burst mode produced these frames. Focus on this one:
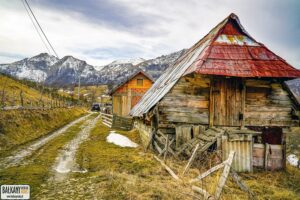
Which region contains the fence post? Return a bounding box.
[20,90,24,107]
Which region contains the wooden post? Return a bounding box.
[215,151,235,200]
[241,79,246,129]
[209,77,214,128]
[264,143,269,171]
[20,90,24,107]
[282,129,287,169]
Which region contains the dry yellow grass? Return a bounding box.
[0,107,87,155]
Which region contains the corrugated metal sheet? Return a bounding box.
[285,78,300,105]
[130,13,300,117]
[222,135,253,172]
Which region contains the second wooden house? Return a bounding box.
[110,70,153,117]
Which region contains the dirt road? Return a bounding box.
[0,113,93,169]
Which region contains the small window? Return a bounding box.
[137,78,143,86]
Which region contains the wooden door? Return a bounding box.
[212,78,243,126]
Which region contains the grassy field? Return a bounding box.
[36,119,300,199]
[0,107,87,155]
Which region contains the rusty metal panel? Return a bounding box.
[222,135,253,172]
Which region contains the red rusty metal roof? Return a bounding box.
[188,15,300,78]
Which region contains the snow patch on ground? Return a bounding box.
[106,131,138,148]
[287,154,299,168]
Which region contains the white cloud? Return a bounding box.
[0,0,299,68]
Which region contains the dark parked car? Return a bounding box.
[91,103,100,111]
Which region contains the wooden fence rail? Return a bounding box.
[100,113,133,131]
[100,112,113,128]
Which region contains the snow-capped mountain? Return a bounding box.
[0,53,58,82]
[110,58,145,66]
[0,49,186,87]
[97,49,186,86]
[45,56,99,86]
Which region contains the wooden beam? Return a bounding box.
[154,141,163,154]
[215,151,235,200]
[154,155,181,181]
[182,143,200,176]
[190,162,226,183]
[231,169,255,199]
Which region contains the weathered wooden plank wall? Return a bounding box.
[245,79,297,126]
[158,74,210,127]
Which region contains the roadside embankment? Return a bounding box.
[0,107,87,154]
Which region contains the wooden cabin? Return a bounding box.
[130,13,300,172]
[110,70,153,116]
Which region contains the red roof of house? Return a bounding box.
[184,13,300,77]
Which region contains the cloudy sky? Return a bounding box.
[0,0,299,67]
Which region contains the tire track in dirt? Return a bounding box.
[52,114,101,181]
[0,113,93,169]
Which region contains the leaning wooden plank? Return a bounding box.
[153,141,163,154]
[190,162,226,183]
[215,151,235,200]
[153,155,181,181]
[192,185,215,200]
[197,138,217,155]
[102,121,112,128]
[231,169,255,199]
[175,142,190,157]
[182,143,200,176]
